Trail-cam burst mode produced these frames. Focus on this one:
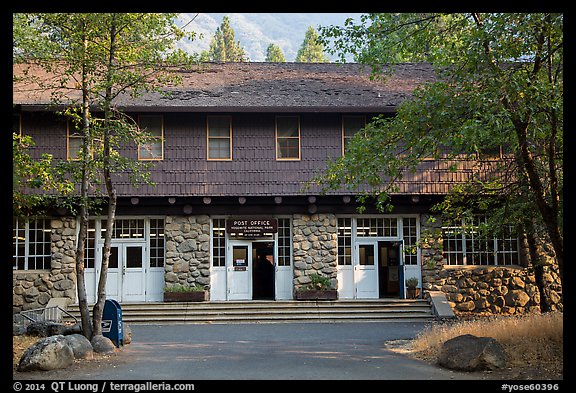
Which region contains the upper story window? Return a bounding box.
[13,217,52,270]
[276,115,300,160]
[207,116,232,160]
[138,115,164,160]
[67,120,83,160]
[342,115,365,155]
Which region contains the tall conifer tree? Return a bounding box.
[265,43,286,62]
[207,16,247,62]
[295,26,329,63]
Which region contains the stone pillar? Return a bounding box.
[419,214,445,293]
[292,214,338,292]
[164,215,211,291]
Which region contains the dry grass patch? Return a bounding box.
[408,312,563,378]
[13,335,39,371]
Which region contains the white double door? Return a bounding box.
[86,241,162,303]
[338,240,396,299]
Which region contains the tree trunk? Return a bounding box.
[524,220,552,313]
[91,14,119,336]
[92,188,116,336]
[515,121,563,288]
[75,25,93,340]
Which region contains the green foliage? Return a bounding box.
[14,13,200,337]
[405,277,419,289]
[315,13,563,266]
[265,43,286,62]
[306,273,332,291]
[12,133,75,216]
[295,26,329,63]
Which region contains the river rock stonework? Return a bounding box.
[292,214,338,292]
[420,214,563,316]
[13,217,77,313]
[164,215,211,292]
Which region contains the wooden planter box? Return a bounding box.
[163,291,208,302]
[294,290,338,301]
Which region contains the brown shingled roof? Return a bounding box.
[14,62,438,112]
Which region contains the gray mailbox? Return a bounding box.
[102,299,123,347]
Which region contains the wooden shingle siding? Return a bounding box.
[18,110,497,198]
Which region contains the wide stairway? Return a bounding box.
[67,299,435,324]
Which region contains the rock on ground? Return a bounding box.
[91,334,116,354]
[64,334,94,360]
[124,324,132,344]
[438,334,507,371]
[18,335,74,372]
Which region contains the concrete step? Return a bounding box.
[67,299,434,324]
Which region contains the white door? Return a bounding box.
[94,243,146,302]
[355,241,379,299]
[275,263,292,300]
[227,241,252,300]
[100,244,121,301]
[122,244,146,302]
[337,263,354,299]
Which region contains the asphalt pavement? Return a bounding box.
[14,321,491,382]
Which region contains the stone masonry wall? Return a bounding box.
[292,214,338,292]
[164,215,211,291]
[13,217,77,313]
[419,214,563,316]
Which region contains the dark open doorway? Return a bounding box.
[378,241,401,298]
[252,241,275,300]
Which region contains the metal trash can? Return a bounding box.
[102,299,123,347]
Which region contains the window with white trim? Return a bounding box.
[402,217,418,265]
[442,216,520,266]
[277,218,292,266]
[13,217,52,270]
[85,219,96,269]
[149,218,165,268]
[337,218,352,266]
[212,218,226,267]
[356,217,398,237]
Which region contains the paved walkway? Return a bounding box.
[14,322,488,381]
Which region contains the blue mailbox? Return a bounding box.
[102,299,123,347]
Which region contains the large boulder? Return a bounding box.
[91,334,116,354]
[18,335,74,372]
[438,334,507,371]
[64,334,94,360]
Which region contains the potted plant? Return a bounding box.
[163,283,208,302]
[405,277,420,299]
[294,273,338,300]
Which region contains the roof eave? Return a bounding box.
[18,104,397,113]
